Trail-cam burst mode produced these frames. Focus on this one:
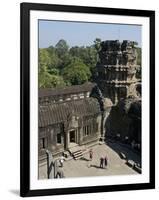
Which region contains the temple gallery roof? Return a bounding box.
[39,82,96,98]
[39,97,101,127]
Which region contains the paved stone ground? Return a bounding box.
[62,143,140,178]
[38,142,141,179]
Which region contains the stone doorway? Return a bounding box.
[69,130,76,143]
[68,130,78,149]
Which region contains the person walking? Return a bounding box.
[100,157,104,168]
[104,156,108,168]
[89,149,93,161]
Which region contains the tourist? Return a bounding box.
[56,168,65,178]
[89,149,93,161]
[59,155,65,167]
[104,156,108,168]
[100,157,104,168]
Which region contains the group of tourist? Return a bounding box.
[89,149,108,169]
[100,156,108,169]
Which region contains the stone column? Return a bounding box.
[54,159,58,178]
[79,126,83,145]
[65,131,69,150]
[64,121,69,150]
[46,150,54,179]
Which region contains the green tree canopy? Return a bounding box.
[62,57,91,85]
[55,39,69,57]
[69,45,98,81]
[39,72,65,88]
[39,48,51,73]
[38,48,66,88]
[38,38,141,88]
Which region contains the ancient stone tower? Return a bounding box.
[96,40,140,104]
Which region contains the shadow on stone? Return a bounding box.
[90,164,105,169]
[80,157,90,162]
[106,141,141,166]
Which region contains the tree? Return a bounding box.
[46,46,60,75]
[39,48,51,74]
[38,48,66,88]
[62,57,91,85]
[54,39,72,71]
[39,72,65,88]
[69,45,98,77]
[55,39,69,57]
[69,46,80,57]
[38,39,102,88]
[47,46,59,65]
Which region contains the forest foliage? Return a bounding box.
[39,39,141,88]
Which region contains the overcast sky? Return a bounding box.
[39,20,141,48]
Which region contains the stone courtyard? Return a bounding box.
[39,142,141,179]
[38,40,141,180]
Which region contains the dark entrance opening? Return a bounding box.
[69,130,76,143]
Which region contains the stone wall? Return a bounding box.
[105,97,141,144]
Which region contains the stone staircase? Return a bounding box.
[68,144,85,160]
[72,149,83,160]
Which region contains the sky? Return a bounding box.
[39,20,141,48]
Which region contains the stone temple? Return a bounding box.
[96,40,141,104]
[38,40,141,178]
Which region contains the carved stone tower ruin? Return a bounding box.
[96,40,140,104]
